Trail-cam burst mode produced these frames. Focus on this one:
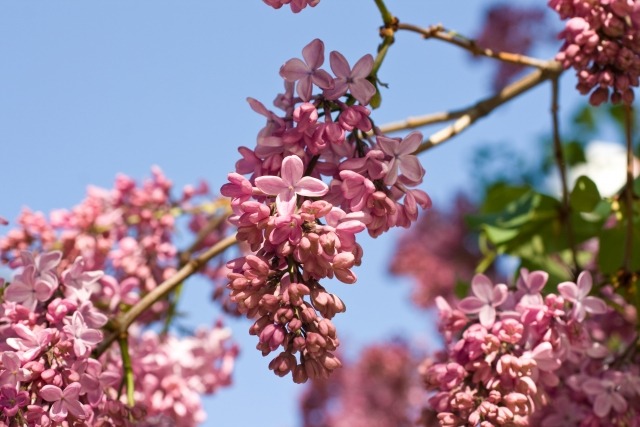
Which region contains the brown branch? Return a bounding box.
[624,103,635,272]
[413,61,562,154]
[95,233,238,356]
[396,23,552,69]
[551,76,579,274]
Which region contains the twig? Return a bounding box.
[624,103,635,272]
[412,61,562,154]
[95,233,238,356]
[551,76,579,274]
[118,333,135,407]
[396,23,552,69]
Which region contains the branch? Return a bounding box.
[95,233,238,356]
[624,103,635,272]
[412,61,562,154]
[551,76,579,274]
[396,23,552,69]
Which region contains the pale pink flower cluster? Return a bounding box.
[222,38,431,382]
[550,0,640,105]
[0,171,239,426]
[421,270,640,426]
[0,250,237,426]
[262,0,319,13]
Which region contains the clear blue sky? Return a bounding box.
[0,2,582,426]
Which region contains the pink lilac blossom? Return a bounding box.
[0,249,237,426]
[421,269,640,426]
[550,0,640,105]
[222,38,431,382]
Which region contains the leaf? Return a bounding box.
[573,104,596,132]
[570,175,601,212]
[598,219,640,274]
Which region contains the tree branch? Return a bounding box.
[551,76,579,274]
[396,23,553,69]
[95,233,238,357]
[411,61,562,154]
[624,103,635,272]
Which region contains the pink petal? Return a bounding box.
[50,400,68,422]
[458,296,484,313]
[349,79,376,105]
[280,58,310,81]
[40,385,63,402]
[398,155,425,182]
[311,69,334,90]
[492,284,509,306]
[38,251,62,272]
[383,158,399,186]
[323,80,348,100]
[275,190,297,216]
[255,176,288,196]
[471,274,494,303]
[527,271,548,293]
[80,329,103,346]
[280,155,304,186]
[351,54,373,79]
[583,296,607,315]
[4,282,34,304]
[397,132,423,156]
[296,76,313,101]
[376,136,398,156]
[63,383,82,400]
[296,176,328,197]
[478,305,496,328]
[302,39,325,70]
[557,281,578,301]
[593,394,612,417]
[65,399,86,419]
[611,392,628,413]
[329,51,350,78]
[582,378,606,395]
[577,271,593,299]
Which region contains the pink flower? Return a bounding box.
[558,271,607,322]
[62,312,103,358]
[323,52,376,104]
[458,274,508,328]
[255,155,328,216]
[0,352,30,386]
[40,382,86,422]
[279,39,333,101]
[377,132,425,186]
[4,265,57,310]
[6,324,55,362]
[0,385,29,417]
[0,216,8,225]
[582,377,628,417]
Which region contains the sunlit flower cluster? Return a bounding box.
[222,38,431,382]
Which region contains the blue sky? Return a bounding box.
[0,1,584,426]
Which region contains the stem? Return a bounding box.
[551,76,579,274]
[118,333,135,407]
[95,233,238,356]
[370,0,397,81]
[413,61,562,154]
[373,0,394,26]
[396,23,552,69]
[624,103,635,272]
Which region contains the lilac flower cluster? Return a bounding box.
[222,38,431,382]
[550,0,640,105]
[422,269,640,426]
[0,171,238,426]
[0,250,236,426]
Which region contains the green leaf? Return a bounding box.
[369,80,381,109]
[563,141,587,167]
[598,219,640,274]
[573,104,596,132]
[570,175,601,212]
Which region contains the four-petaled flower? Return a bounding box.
[4,265,57,310]
[62,312,103,358]
[458,273,508,328]
[40,383,86,422]
[377,131,425,186]
[558,271,607,322]
[279,39,333,101]
[255,155,328,216]
[323,52,376,105]
[582,377,628,417]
